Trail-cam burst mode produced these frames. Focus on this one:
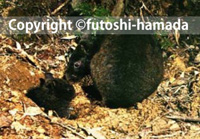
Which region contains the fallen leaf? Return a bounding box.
[25,106,43,116]
[85,128,106,139]
[9,109,18,116]
[20,106,44,119]
[16,41,22,50]
[61,35,77,40]
[174,29,180,45]
[0,113,12,128]
[194,53,200,64]
[56,55,65,61]
[11,121,26,132]
[37,126,46,134]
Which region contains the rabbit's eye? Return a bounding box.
[74,61,81,69]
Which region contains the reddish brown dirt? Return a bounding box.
[0,40,200,138]
[0,56,43,92]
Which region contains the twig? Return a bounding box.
[51,122,86,139]
[150,131,182,138]
[139,0,153,23]
[139,3,145,23]
[192,130,200,138]
[1,45,41,70]
[173,85,186,94]
[51,0,70,15]
[166,115,200,123]
[140,0,153,16]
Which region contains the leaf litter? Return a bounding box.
[0,35,199,138]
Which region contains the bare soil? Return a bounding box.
[0,36,200,139]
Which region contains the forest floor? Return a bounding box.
[0,35,200,139]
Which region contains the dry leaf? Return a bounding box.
[194,53,200,64]
[61,35,77,40]
[170,123,180,131]
[11,121,26,132]
[0,113,12,128]
[85,128,106,139]
[86,136,95,139]
[16,41,22,50]
[24,43,34,49]
[174,29,180,45]
[56,55,65,61]
[24,106,43,116]
[37,126,46,134]
[9,109,18,116]
[170,79,187,87]
[20,106,44,119]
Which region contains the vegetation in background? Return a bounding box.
[0,0,199,47]
[74,2,110,16]
[157,35,176,50]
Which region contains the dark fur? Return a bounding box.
[65,35,163,108]
[65,35,103,81]
[26,73,75,117]
[90,35,163,108]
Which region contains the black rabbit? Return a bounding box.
[65,35,163,108]
[26,73,75,117]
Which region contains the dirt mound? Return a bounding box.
[0,41,199,138]
[0,56,43,92]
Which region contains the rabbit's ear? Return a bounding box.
[39,78,46,86]
[44,72,54,80]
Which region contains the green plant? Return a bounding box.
[155,33,176,50]
[74,3,110,16]
[93,6,110,16]
[0,0,9,14]
[160,36,175,50]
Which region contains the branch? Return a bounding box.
[51,0,70,15]
[166,115,200,123]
